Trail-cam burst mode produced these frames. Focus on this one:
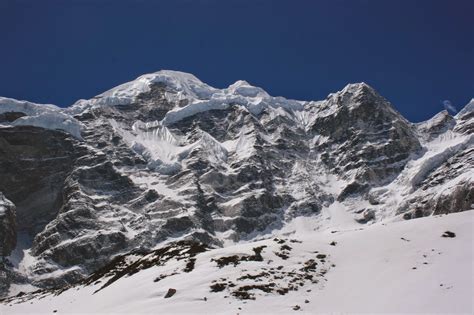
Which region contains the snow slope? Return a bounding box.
[2,211,472,314]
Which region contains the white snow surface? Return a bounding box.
[0,97,83,139]
[69,70,305,125]
[110,119,229,174]
[2,211,472,314]
[69,70,217,113]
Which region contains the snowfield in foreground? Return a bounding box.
[2,210,472,314]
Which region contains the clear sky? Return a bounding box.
[0,0,472,122]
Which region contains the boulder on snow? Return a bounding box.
[441,231,456,238]
[164,288,177,298]
[355,209,376,223]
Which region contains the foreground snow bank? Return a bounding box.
[2,210,472,314]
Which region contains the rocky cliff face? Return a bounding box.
[0,126,78,236]
[306,83,422,199]
[0,71,472,296]
[0,193,16,258]
[0,193,17,294]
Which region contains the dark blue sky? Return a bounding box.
[0,0,472,122]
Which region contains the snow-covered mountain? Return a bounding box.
[0,70,472,313]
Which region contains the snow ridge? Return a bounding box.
[0,97,83,139]
[68,70,305,125]
[456,98,474,118]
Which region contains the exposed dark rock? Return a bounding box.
[164,288,176,298]
[79,241,207,293]
[300,259,318,272]
[442,231,456,238]
[0,126,78,235]
[212,246,266,268]
[309,83,421,189]
[355,209,376,223]
[0,111,26,123]
[210,283,227,292]
[0,193,16,257]
[232,284,274,300]
[184,258,196,272]
[237,272,269,281]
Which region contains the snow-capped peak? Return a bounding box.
[319,82,392,116]
[340,82,379,98]
[70,70,301,121]
[226,80,269,98]
[70,70,218,112]
[148,70,217,99]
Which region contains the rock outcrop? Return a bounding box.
[0,193,16,258]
